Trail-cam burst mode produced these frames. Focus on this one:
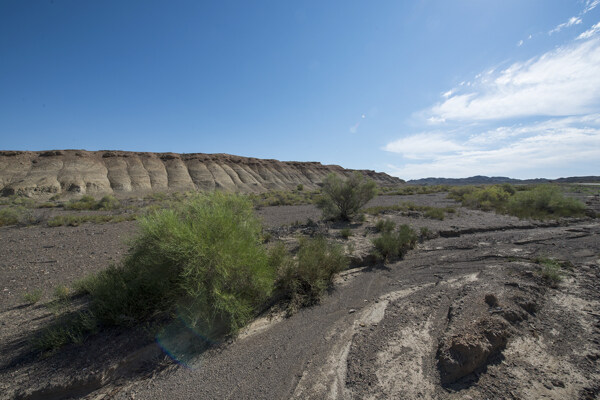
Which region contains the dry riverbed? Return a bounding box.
[0,193,599,399]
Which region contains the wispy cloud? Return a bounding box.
[383,132,464,159]
[428,37,600,121]
[584,0,600,14]
[385,116,600,179]
[578,21,600,40]
[549,16,582,34]
[517,39,524,47]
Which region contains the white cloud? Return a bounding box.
[429,38,600,121]
[384,116,600,179]
[549,16,582,34]
[383,132,464,159]
[517,39,524,47]
[578,21,600,40]
[442,89,453,98]
[584,0,600,13]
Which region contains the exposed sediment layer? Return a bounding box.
[0,150,403,196]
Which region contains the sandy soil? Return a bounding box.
[0,193,599,399]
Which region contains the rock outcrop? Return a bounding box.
[0,150,402,197]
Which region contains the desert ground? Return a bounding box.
[1,190,599,399]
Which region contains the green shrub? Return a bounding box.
[317,172,377,221]
[64,195,97,210]
[424,208,445,220]
[38,202,58,208]
[53,285,70,301]
[249,189,320,207]
[419,226,434,240]
[534,257,564,287]
[507,185,586,219]
[0,206,35,226]
[340,227,352,239]
[296,184,304,191]
[450,184,584,220]
[381,185,449,195]
[96,195,120,210]
[375,219,395,233]
[372,224,417,261]
[22,289,43,304]
[81,192,275,338]
[274,236,347,310]
[33,311,98,352]
[461,185,512,211]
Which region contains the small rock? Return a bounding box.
[551,379,565,388]
[359,323,366,327]
[349,309,356,314]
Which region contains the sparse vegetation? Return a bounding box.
[36,192,352,351]
[64,194,120,211]
[365,202,454,220]
[340,227,352,239]
[375,218,395,233]
[317,172,377,221]
[372,224,417,261]
[534,257,565,286]
[507,185,586,219]
[450,184,587,220]
[47,214,135,227]
[273,236,347,311]
[96,195,120,210]
[22,289,43,305]
[248,189,321,207]
[380,185,449,195]
[53,285,70,301]
[64,195,97,210]
[419,226,435,240]
[0,206,35,226]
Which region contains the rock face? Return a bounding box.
[0,150,402,197]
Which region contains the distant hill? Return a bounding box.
[0,150,403,197]
[406,175,600,186]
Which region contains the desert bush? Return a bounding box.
[53,285,70,301]
[461,185,512,211]
[317,172,377,221]
[96,195,120,210]
[375,218,395,233]
[274,236,347,310]
[0,206,35,226]
[296,184,304,191]
[419,226,436,240]
[381,185,449,195]
[64,194,121,211]
[534,257,564,287]
[33,311,98,352]
[64,195,97,210]
[372,224,417,261]
[249,189,320,207]
[424,208,445,220]
[79,192,275,338]
[340,227,352,239]
[506,185,585,219]
[22,289,43,304]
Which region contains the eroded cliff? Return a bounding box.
[0,150,402,197]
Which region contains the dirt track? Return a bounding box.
[1,193,599,399]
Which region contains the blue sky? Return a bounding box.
[1,0,599,179]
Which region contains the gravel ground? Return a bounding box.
[1,192,599,400]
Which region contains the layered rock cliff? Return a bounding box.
[0,150,402,197]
